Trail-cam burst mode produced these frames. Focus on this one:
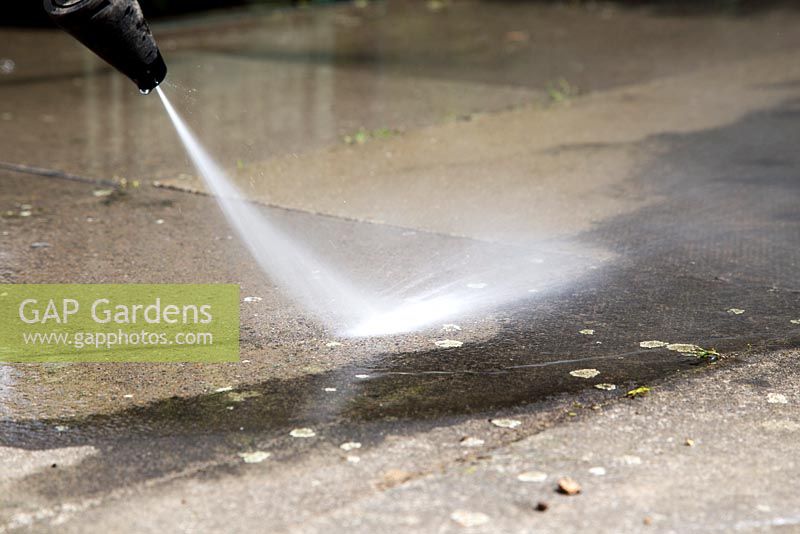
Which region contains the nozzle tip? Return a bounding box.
[136,51,167,94]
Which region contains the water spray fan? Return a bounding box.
[43,0,167,93]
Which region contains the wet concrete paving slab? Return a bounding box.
[160,51,800,242]
[3,105,800,526]
[2,0,800,531]
[0,26,537,183]
[4,1,800,185]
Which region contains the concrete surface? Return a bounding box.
[1,1,800,532]
[30,349,797,533]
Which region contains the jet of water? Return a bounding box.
[157,87,378,329]
[157,86,603,337]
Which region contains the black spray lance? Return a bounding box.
[43,0,167,93]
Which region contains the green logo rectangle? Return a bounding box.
[0,284,239,363]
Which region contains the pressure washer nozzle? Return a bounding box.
[43,0,167,93]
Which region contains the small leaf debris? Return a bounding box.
[727,308,745,315]
[343,127,398,145]
[694,347,720,360]
[340,442,361,451]
[627,386,651,398]
[767,393,788,404]
[379,469,414,489]
[557,477,582,495]
[517,471,547,483]
[238,451,270,464]
[639,340,668,349]
[450,510,490,528]
[435,339,463,348]
[490,418,521,429]
[570,368,600,379]
[460,436,485,447]
[594,383,616,391]
[441,323,462,333]
[666,343,702,353]
[243,296,262,303]
[289,428,316,438]
[666,343,719,359]
[547,78,580,104]
[579,329,595,335]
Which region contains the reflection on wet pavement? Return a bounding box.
[3,1,800,183]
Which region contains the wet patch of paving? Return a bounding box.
[2,254,799,505]
[2,65,800,526]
